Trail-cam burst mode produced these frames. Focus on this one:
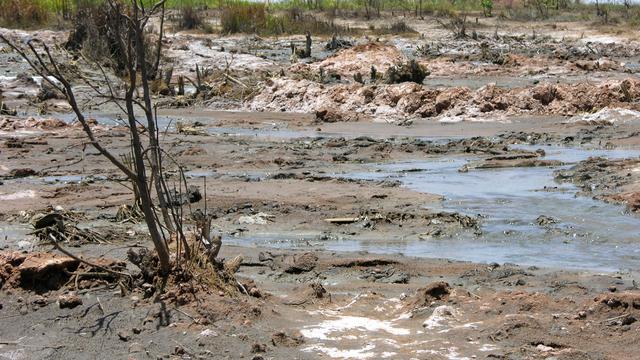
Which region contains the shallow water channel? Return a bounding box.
[4,117,640,271]
[238,144,640,272]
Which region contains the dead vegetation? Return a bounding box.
[176,4,203,30]
[220,4,356,36]
[0,0,245,299]
[384,59,430,84]
[64,1,163,78]
[0,0,49,27]
[437,12,468,38]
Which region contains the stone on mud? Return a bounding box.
[594,292,640,311]
[19,254,77,277]
[58,293,83,309]
[283,252,318,274]
[251,343,267,353]
[9,168,37,178]
[272,331,305,347]
[536,215,558,226]
[315,108,359,123]
[407,281,451,308]
[531,84,559,105]
[169,185,202,206]
[283,283,328,306]
[423,305,456,329]
[37,81,65,101]
[0,251,79,291]
[361,267,410,284]
[180,146,208,156]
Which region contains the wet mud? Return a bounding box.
[2,14,640,360]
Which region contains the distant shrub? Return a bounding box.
[374,21,417,34]
[384,60,430,84]
[0,0,49,27]
[221,2,354,35]
[64,1,159,77]
[178,5,203,30]
[221,3,267,34]
[482,0,493,17]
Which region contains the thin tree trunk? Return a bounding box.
[151,3,165,79]
[131,0,171,275]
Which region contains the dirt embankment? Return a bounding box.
[249,77,640,123]
[291,42,407,77]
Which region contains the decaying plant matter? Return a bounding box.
[438,12,468,39]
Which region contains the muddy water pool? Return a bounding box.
[236,144,640,272]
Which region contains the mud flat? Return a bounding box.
[2,113,640,359]
[2,13,640,360]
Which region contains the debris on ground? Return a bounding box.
[238,212,275,225]
[0,251,79,292]
[292,42,407,79]
[283,282,329,306]
[57,293,83,309]
[283,252,318,274]
[250,77,640,122]
[406,281,451,309]
[383,59,430,84]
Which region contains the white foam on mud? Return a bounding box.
[0,190,37,201]
[438,114,510,124]
[31,76,61,86]
[479,344,498,351]
[301,344,376,359]
[0,76,17,83]
[0,130,43,137]
[444,347,470,360]
[416,349,441,355]
[568,107,640,124]
[393,312,412,320]
[165,38,276,73]
[385,297,404,310]
[0,348,25,360]
[237,212,273,225]
[579,35,621,44]
[417,347,471,360]
[381,338,400,348]
[300,314,410,340]
[370,105,400,122]
[423,305,457,329]
[333,293,364,311]
[438,115,465,123]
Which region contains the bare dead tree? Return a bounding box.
[151,2,166,79]
[437,13,467,39]
[0,0,176,274]
[305,31,312,58]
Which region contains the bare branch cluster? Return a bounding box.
[0,0,221,277]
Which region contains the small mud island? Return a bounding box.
[1,0,640,359]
